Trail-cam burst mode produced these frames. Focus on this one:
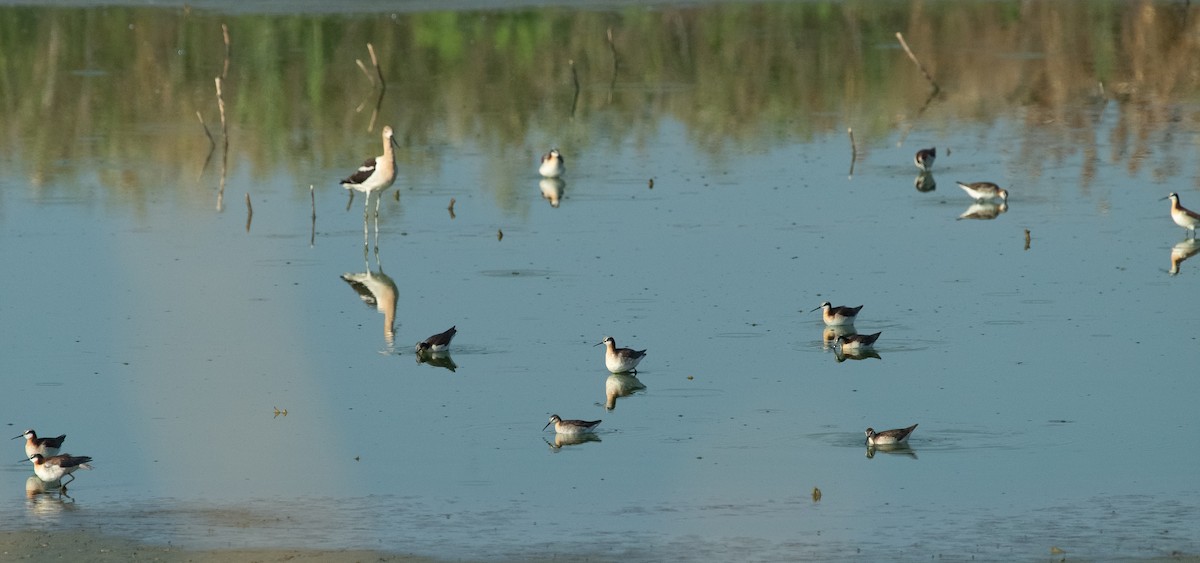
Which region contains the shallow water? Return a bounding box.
[3,1,1200,561]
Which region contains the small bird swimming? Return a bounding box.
[539,148,565,178]
[341,125,399,219]
[14,430,67,459]
[416,326,457,353]
[595,336,647,373]
[914,147,936,172]
[28,453,93,487]
[865,424,918,446]
[1162,192,1200,237]
[957,181,1008,202]
[543,414,601,435]
[834,331,882,352]
[811,302,863,326]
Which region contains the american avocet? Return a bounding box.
[914,147,936,171]
[341,270,398,344]
[341,125,399,219]
[416,326,456,353]
[27,454,93,488]
[539,148,565,178]
[1162,193,1200,237]
[834,331,881,352]
[13,430,66,459]
[865,424,918,446]
[543,414,601,435]
[595,336,647,373]
[957,181,1008,202]
[811,302,862,326]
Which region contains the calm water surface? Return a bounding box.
[2,1,1200,561]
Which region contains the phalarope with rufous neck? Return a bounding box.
[27,453,93,488]
[865,424,917,446]
[810,302,862,327]
[595,336,647,373]
[956,181,1008,202]
[539,148,565,178]
[1162,193,1200,237]
[416,326,456,353]
[914,147,936,172]
[13,430,66,459]
[543,415,601,435]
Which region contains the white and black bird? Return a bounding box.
[865,424,918,446]
[341,125,399,219]
[416,326,457,353]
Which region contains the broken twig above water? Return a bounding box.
[895,32,939,94]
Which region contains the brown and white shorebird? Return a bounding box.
[1162,192,1200,237]
[834,331,882,352]
[416,326,457,353]
[914,147,936,172]
[865,424,918,446]
[595,336,647,373]
[811,302,863,327]
[28,453,93,488]
[543,414,601,435]
[341,125,399,219]
[957,181,1008,202]
[13,429,66,459]
[539,148,565,178]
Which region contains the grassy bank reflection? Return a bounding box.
[2,1,1197,203]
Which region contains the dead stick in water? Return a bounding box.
[215,77,229,211]
[355,59,374,86]
[448,197,456,219]
[368,43,385,94]
[310,185,316,247]
[245,193,253,233]
[895,32,939,93]
[569,59,581,117]
[196,111,215,148]
[221,23,231,79]
[847,127,857,178]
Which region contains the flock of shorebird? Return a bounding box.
[340,131,1200,451]
[14,429,92,494]
[18,133,1197,494]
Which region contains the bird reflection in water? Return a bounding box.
[957,201,1008,221]
[544,433,601,451]
[1169,238,1200,276]
[914,171,936,192]
[866,443,918,459]
[539,178,565,208]
[826,328,882,362]
[340,244,398,349]
[25,476,75,513]
[416,349,457,372]
[605,372,646,410]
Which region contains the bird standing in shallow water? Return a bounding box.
[956,181,1008,202]
[914,147,936,172]
[543,415,601,435]
[811,302,863,327]
[596,336,647,373]
[28,453,93,488]
[341,126,399,220]
[416,326,457,353]
[1162,192,1200,237]
[539,148,565,178]
[865,424,918,446]
[13,429,66,459]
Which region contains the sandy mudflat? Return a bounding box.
[0,530,437,563]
